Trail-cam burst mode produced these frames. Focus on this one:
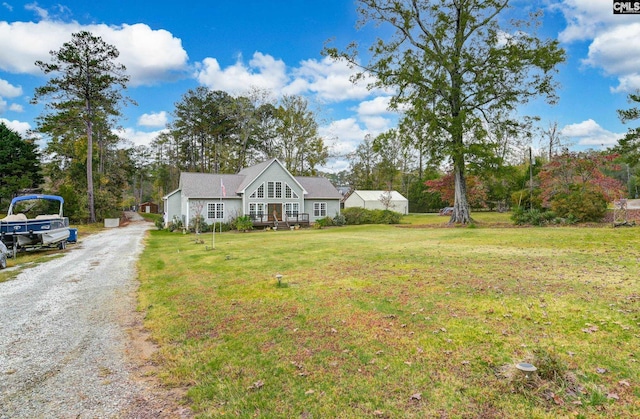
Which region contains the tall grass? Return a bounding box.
[138,220,640,418]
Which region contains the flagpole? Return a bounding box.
[214,177,226,249]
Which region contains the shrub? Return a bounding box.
[333,213,346,226]
[370,209,402,224]
[315,216,334,228]
[154,217,165,230]
[341,207,402,225]
[342,207,368,225]
[167,215,184,232]
[511,207,557,226]
[550,189,608,222]
[233,215,253,232]
[189,215,215,233]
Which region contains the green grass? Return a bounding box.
[138,217,640,418]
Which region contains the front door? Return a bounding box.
[267,203,282,221]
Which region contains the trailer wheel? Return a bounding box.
[58,241,67,250]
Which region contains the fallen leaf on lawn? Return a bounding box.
[596,368,608,374]
[461,360,470,365]
[618,380,630,387]
[607,393,619,400]
[373,410,384,416]
[305,389,315,395]
[330,328,337,334]
[248,380,264,390]
[404,361,412,366]
[553,393,564,405]
[410,393,422,401]
[582,325,599,333]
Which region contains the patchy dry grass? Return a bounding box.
[138,219,640,418]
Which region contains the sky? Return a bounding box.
[1,0,640,173]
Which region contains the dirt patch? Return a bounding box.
[120,304,192,418]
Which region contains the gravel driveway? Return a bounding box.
[0,218,190,418]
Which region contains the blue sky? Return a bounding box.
[1,1,639,172]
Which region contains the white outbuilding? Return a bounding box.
[343,190,409,215]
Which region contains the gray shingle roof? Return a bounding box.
[177,159,341,200]
[179,173,244,198]
[296,177,343,199]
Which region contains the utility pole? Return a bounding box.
[529,147,534,209]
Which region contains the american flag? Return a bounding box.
[220,178,226,197]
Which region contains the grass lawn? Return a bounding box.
[138,216,640,418]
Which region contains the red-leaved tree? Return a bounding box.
[538,151,625,221]
[425,172,488,209]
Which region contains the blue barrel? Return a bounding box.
[68,228,78,243]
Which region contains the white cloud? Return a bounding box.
[582,23,640,92]
[0,117,31,136]
[97,23,189,86]
[292,57,382,102]
[137,111,168,128]
[555,1,619,43]
[3,3,13,12]
[0,20,188,86]
[24,2,49,20]
[0,78,22,97]
[560,119,623,147]
[9,103,23,112]
[196,52,289,94]
[320,118,368,157]
[195,53,387,103]
[354,96,392,116]
[115,127,166,147]
[556,1,640,92]
[360,115,393,133]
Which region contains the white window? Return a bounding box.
[267,182,275,198]
[284,202,299,216]
[313,202,326,217]
[285,184,299,199]
[275,182,282,198]
[250,184,264,199]
[207,203,224,219]
[249,203,265,217]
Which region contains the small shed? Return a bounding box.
[139,201,159,214]
[343,190,409,215]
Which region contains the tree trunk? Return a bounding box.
[86,112,96,223]
[450,155,472,224]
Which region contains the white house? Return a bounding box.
[343,190,409,215]
[164,158,342,228]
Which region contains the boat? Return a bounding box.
[0,194,70,253]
